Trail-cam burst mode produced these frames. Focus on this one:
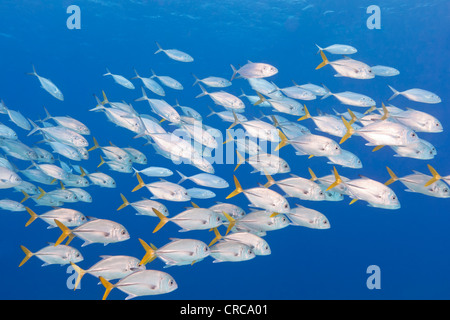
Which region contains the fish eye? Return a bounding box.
[444,188,448,193]
[392,195,396,200]
[121,230,127,235]
[284,204,288,208]
[411,132,416,137]
[169,279,174,286]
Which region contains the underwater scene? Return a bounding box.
[0,0,449,301]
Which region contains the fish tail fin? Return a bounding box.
[19,245,34,267]
[234,150,245,172]
[387,85,400,101]
[223,212,235,235]
[70,262,86,290]
[380,102,390,120]
[364,105,377,115]
[238,88,246,98]
[347,108,359,125]
[275,129,289,151]
[79,167,87,177]
[138,238,157,265]
[97,155,105,168]
[152,208,169,233]
[308,167,318,181]
[253,92,266,106]
[54,219,73,247]
[42,106,52,121]
[264,171,276,188]
[326,166,342,191]
[297,104,311,121]
[316,50,329,70]
[117,193,130,211]
[26,64,38,77]
[270,115,280,128]
[37,186,46,200]
[320,84,332,100]
[208,227,222,247]
[223,130,234,145]
[339,116,355,144]
[230,64,238,81]
[195,84,209,99]
[103,68,112,76]
[154,41,164,54]
[227,110,241,130]
[384,166,399,186]
[315,44,324,54]
[100,90,109,105]
[27,118,41,137]
[132,172,145,192]
[134,86,149,102]
[206,106,216,118]
[87,137,100,152]
[131,68,140,80]
[191,73,200,87]
[226,175,243,199]
[176,170,189,184]
[20,190,29,204]
[99,276,115,300]
[25,207,39,227]
[424,164,442,187]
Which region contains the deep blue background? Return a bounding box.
[0,0,449,300]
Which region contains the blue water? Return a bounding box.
[0,0,449,300]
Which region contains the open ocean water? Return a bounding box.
[0,0,449,302]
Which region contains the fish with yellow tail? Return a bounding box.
[385,166,450,198]
[99,270,177,300]
[226,175,291,214]
[327,167,400,209]
[69,256,144,290]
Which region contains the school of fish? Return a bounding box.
[1,41,446,300]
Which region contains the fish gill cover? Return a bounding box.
[0,0,449,300]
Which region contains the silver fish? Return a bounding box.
[227,175,291,213]
[0,166,22,189]
[151,69,183,90]
[117,193,169,217]
[19,244,82,267]
[196,84,245,111]
[192,73,231,88]
[70,255,144,290]
[54,217,130,247]
[316,44,357,55]
[231,61,278,80]
[27,65,64,100]
[24,206,86,228]
[177,171,229,189]
[99,269,177,300]
[210,241,255,263]
[316,51,374,79]
[42,106,90,135]
[288,204,330,229]
[0,100,31,130]
[371,65,400,77]
[132,69,165,96]
[139,238,210,267]
[132,173,190,202]
[388,86,441,104]
[103,68,135,89]
[187,188,216,199]
[0,199,25,212]
[155,41,193,62]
